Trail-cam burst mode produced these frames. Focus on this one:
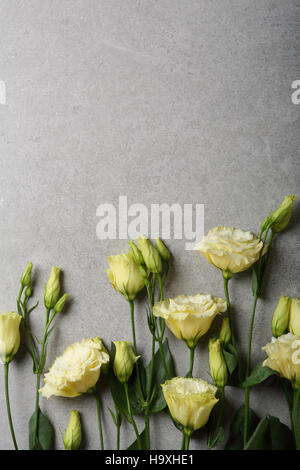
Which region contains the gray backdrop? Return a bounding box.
[0,0,299,450]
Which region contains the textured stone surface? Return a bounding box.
[0,0,299,450]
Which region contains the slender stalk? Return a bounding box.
[243,294,258,447]
[124,382,142,450]
[4,364,18,450]
[187,346,195,377]
[281,379,293,433]
[115,404,121,450]
[185,433,191,450]
[129,300,144,403]
[223,277,236,348]
[181,432,185,450]
[216,387,225,429]
[157,273,164,301]
[94,391,104,450]
[293,388,300,449]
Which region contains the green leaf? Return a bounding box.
[146,339,175,413]
[127,428,147,450]
[207,426,225,449]
[108,407,117,426]
[223,349,238,376]
[245,414,294,450]
[252,266,259,297]
[29,407,54,450]
[245,414,270,450]
[225,405,259,450]
[242,360,277,388]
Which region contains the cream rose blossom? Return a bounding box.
[194,226,264,276]
[262,333,300,388]
[153,294,226,347]
[40,338,109,398]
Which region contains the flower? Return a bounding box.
[219,317,231,345]
[153,294,227,348]
[289,298,300,335]
[39,338,110,398]
[271,296,291,338]
[194,226,264,276]
[20,262,33,288]
[155,238,171,262]
[261,195,296,233]
[262,333,300,388]
[161,377,218,433]
[44,266,61,309]
[107,252,145,301]
[137,236,162,274]
[0,312,22,364]
[209,338,228,388]
[113,341,140,383]
[64,410,81,450]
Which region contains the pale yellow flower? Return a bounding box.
[194,226,264,276]
[289,298,300,335]
[162,377,218,432]
[40,338,109,398]
[153,294,226,347]
[262,333,300,388]
[0,311,22,364]
[107,252,145,301]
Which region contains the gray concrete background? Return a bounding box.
[0,0,299,450]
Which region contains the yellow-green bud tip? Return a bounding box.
[64,410,81,450]
[209,338,228,388]
[137,235,162,274]
[271,295,291,338]
[113,341,140,383]
[20,262,33,288]
[44,266,61,309]
[155,238,171,262]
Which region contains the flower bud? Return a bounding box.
[64,410,81,450]
[0,312,22,364]
[267,195,296,233]
[128,241,144,266]
[25,286,33,299]
[209,338,228,388]
[137,236,162,274]
[113,341,140,383]
[54,293,68,314]
[289,298,300,335]
[155,238,171,262]
[107,253,145,301]
[219,317,231,345]
[44,267,61,309]
[271,295,291,338]
[20,262,33,288]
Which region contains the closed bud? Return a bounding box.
[0,312,22,364]
[289,298,300,335]
[44,267,61,309]
[25,286,33,299]
[267,195,296,233]
[20,262,33,288]
[209,338,228,388]
[137,236,162,274]
[113,341,140,383]
[64,410,81,450]
[54,293,68,314]
[155,238,171,262]
[271,295,291,338]
[219,317,231,345]
[138,264,149,280]
[128,241,144,266]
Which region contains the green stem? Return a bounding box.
[94,391,104,450]
[185,433,191,450]
[223,277,236,349]
[157,273,164,301]
[243,294,258,447]
[293,388,300,449]
[4,364,18,450]
[216,387,225,429]
[187,346,195,377]
[144,408,150,450]
[129,300,144,402]
[281,379,293,433]
[181,432,185,450]
[33,373,41,448]
[124,382,142,450]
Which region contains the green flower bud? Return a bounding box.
[137,236,162,274]
[113,341,140,383]
[128,241,144,266]
[155,238,171,262]
[64,410,81,450]
[138,264,149,280]
[265,195,296,233]
[289,298,300,335]
[20,262,33,288]
[44,266,61,309]
[54,293,68,314]
[0,312,22,364]
[271,295,291,338]
[25,286,33,299]
[219,317,231,345]
[209,338,228,388]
